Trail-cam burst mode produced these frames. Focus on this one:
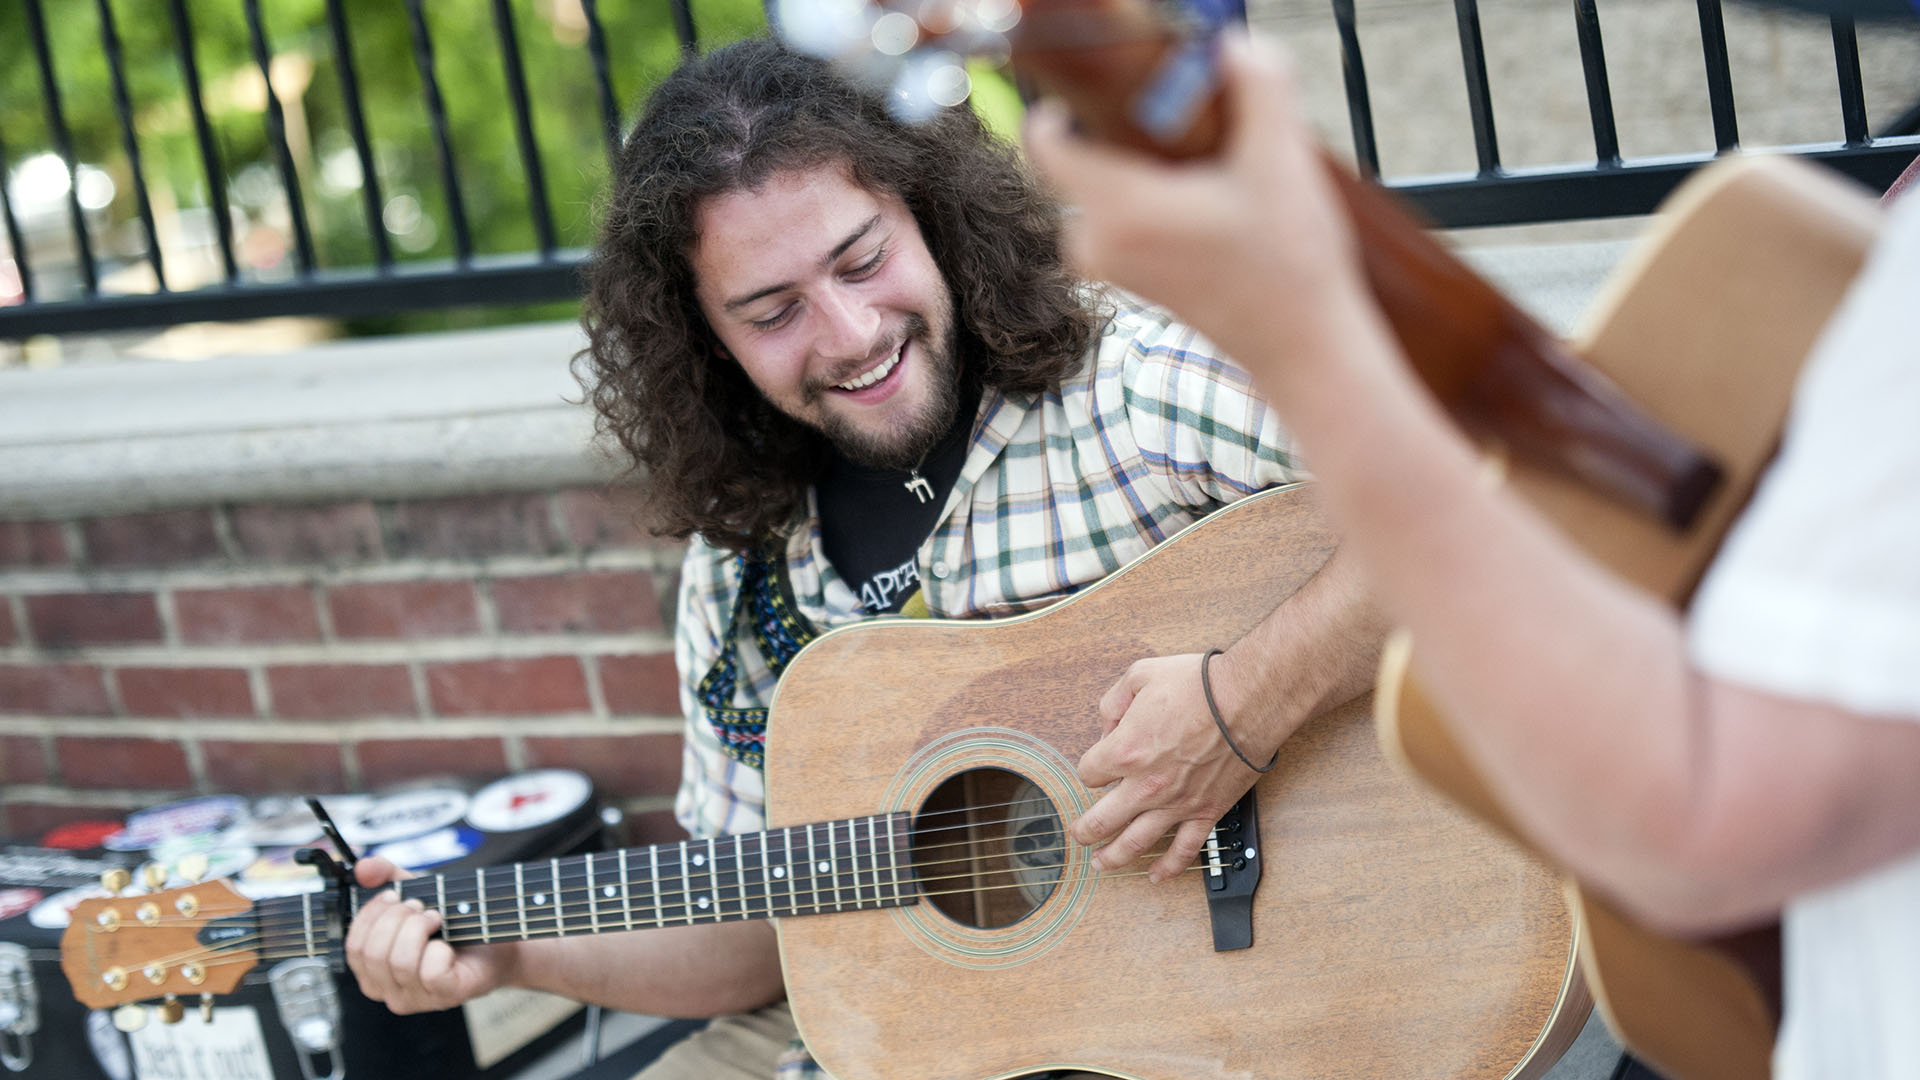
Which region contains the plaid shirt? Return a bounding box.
[673,296,1300,837]
[669,298,1301,1079]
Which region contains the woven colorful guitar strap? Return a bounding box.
[694,549,819,769]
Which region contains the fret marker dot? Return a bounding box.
[696,896,710,909]
[603,885,617,899]
[692,854,706,867]
[816,861,830,873]
[772,867,786,879]
[533,893,547,906]
[457,902,471,915]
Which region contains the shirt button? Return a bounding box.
[931,561,950,579]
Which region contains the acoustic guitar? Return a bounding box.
[59,484,1587,1080]
[1374,154,1879,1080]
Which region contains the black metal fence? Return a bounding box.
[1,0,1917,340]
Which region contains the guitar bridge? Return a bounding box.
[1201,789,1262,951]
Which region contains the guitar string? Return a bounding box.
[95,826,1208,974]
[112,798,1255,957]
[116,827,1129,963]
[122,805,1088,939]
[95,859,1202,985]
[114,812,1192,948]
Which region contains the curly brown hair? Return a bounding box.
[577,37,1100,553]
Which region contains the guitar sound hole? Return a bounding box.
[910,768,1064,929]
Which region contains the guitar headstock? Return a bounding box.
[59,876,258,1016]
[772,0,1240,156]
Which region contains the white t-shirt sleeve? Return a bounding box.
[1687,191,1920,720]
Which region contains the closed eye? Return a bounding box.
[845,246,889,281]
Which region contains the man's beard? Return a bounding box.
[808,311,961,470]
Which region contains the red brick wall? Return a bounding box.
[0,488,689,845]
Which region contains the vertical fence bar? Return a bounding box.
[404,0,474,263]
[1830,17,1869,146]
[1331,0,1381,178]
[0,130,35,302]
[168,0,240,284]
[1696,0,1741,150]
[1572,0,1622,165]
[491,0,557,256]
[242,0,316,274]
[23,0,99,296]
[97,0,169,292]
[325,0,393,268]
[580,0,624,169]
[1453,0,1502,174]
[669,0,699,56]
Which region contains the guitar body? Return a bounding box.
[766,484,1586,1080]
[1376,155,1880,1080]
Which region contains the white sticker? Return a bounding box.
[465,770,591,833]
[462,986,583,1069]
[347,788,469,846]
[88,1009,136,1080]
[244,794,372,848]
[128,1005,273,1080]
[28,882,110,930]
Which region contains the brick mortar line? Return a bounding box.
[0,631,675,667]
[182,734,210,794]
[155,587,181,649]
[0,546,679,594]
[0,785,169,807]
[0,716,683,740]
[210,505,244,562]
[60,521,88,565]
[4,594,26,649]
[409,659,436,722]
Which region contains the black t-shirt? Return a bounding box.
[817,383,980,614]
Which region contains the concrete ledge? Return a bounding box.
[0,240,1634,521]
[0,322,617,519]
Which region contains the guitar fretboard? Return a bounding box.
[257,813,918,957]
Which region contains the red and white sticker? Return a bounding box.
[466,770,591,833]
[0,887,43,921]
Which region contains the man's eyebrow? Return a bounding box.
[721,213,884,312]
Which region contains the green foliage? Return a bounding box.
[2,0,764,324]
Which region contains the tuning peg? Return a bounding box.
[176,853,210,883]
[199,993,215,1023]
[157,995,184,1024]
[101,867,131,895]
[141,862,169,891]
[112,1004,149,1033]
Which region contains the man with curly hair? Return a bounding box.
[343,37,1381,1078]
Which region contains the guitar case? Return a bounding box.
[0,769,605,1080]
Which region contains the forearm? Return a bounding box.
[501,918,785,1017]
[1211,542,1389,757]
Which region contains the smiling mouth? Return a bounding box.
[834,343,904,392]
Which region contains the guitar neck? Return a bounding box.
[258,812,919,956]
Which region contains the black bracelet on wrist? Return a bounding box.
[1200,648,1280,774]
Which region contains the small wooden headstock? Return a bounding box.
[59,879,257,1011]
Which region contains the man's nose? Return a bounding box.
[813,284,882,360]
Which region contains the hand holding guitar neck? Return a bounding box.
[779,0,1723,530]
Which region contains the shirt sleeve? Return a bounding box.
[1111,304,1305,509]
[1686,193,1920,720]
[671,539,767,838]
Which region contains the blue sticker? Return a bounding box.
[370,826,483,871]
